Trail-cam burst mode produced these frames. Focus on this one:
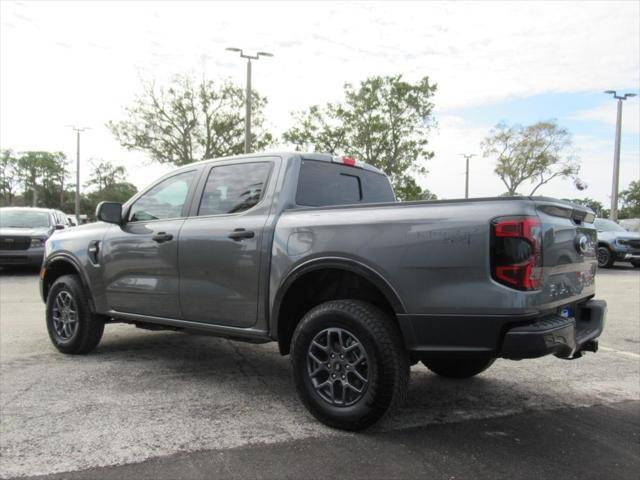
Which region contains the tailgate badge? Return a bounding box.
[575,234,589,254]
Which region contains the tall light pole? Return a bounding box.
[461,153,475,199]
[226,47,273,153]
[604,91,636,221]
[67,125,89,224]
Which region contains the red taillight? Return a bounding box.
[342,156,356,167]
[491,216,543,291]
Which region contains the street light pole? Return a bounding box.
[604,91,636,222]
[245,58,252,154]
[461,153,475,199]
[226,47,273,154]
[67,125,89,224]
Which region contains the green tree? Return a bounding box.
[0,150,20,206]
[565,198,610,218]
[619,180,640,219]
[482,121,581,196]
[15,151,68,208]
[108,75,273,166]
[85,160,127,191]
[283,75,438,201]
[84,182,138,218]
[82,160,137,218]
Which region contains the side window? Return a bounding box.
[296,159,395,207]
[129,170,197,222]
[198,162,272,216]
[296,160,362,206]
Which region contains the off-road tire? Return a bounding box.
[291,300,409,431]
[597,246,614,268]
[422,357,496,379]
[46,274,104,354]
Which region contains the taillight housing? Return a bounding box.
[491,216,543,291]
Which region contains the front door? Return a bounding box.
[102,169,198,318]
[179,159,276,327]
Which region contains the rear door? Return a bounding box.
[178,159,277,327]
[101,169,199,318]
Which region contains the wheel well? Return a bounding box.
[276,268,399,355]
[42,260,82,303]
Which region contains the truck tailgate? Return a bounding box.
[535,199,597,309]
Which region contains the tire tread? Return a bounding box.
[46,274,104,354]
[291,299,409,430]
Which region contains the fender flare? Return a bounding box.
[42,253,97,312]
[270,256,406,341]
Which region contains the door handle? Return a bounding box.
[228,228,255,241]
[152,232,173,243]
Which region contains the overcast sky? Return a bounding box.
[1,0,638,204]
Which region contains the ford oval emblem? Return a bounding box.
[575,234,589,254]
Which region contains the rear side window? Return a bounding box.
[296,160,395,207]
[198,162,272,216]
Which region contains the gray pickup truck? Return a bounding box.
[40,152,606,430]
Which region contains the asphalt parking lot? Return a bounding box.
[1,267,639,479]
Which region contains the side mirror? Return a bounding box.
[54,224,65,230]
[96,202,123,225]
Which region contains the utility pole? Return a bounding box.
[226,47,273,153]
[67,126,89,224]
[604,91,636,221]
[461,153,476,199]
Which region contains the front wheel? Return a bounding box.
[291,300,409,431]
[631,260,640,268]
[422,357,495,379]
[597,246,614,268]
[46,274,104,354]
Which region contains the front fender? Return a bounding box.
[41,252,97,312]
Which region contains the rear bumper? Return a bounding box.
[500,299,606,359]
[398,299,606,360]
[0,248,44,267]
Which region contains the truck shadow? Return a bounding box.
[93,328,591,431]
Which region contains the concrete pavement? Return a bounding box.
[1,266,638,478]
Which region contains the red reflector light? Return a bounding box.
[342,156,356,167]
[491,216,543,291]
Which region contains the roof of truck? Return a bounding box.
[188,152,386,175]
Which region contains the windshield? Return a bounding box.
[0,210,52,228]
[594,218,627,233]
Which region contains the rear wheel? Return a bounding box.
[46,274,104,354]
[422,357,495,379]
[631,260,640,268]
[291,300,409,431]
[597,246,614,268]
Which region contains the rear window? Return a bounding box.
[296,160,395,207]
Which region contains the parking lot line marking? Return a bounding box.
[599,346,640,359]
